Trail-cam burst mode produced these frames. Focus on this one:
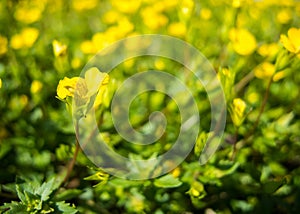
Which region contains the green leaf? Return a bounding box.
[54,189,82,201]
[154,174,182,188]
[263,178,286,194]
[55,201,77,214]
[1,201,27,214]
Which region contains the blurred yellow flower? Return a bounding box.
[103,10,121,24]
[31,80,43,94]
[280,28,300,54]
[229,28,257,55]
[57,77,79,100]
[141,7,168,30]
[200,8,212,20]
[111,0,141,14]
[0,35,8,55]
[14,7,42,24]
[272,70,286,82]
[231,98,247,127]
[246,91,259,105]
[0,78,2,89]
[254,62,275,79]
[72,0,98,11]
[52,40,67,57]
[11,28,39,49]
[258,43,279,58]
[117,18,134,36]
[180,0,194,16]
[277,9,292,24]
[71,58,82,69]
[80,40,97,54]
[167,22,186,38]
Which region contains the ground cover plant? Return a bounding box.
[0,0,300,213]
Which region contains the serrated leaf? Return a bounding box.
[154,174,182,188]
[1,201,27,213]
[37,178,58,201]
[55,201,77,214]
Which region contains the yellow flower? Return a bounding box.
[0,35,8,55]
[0,78,2,89]
[200,8,212,20]
[110,0,141,14]
[280,28,300,54]
[31,80,43,94]
[103,10,121,24]
[277,9,292,24]
[254,62,276,79]
[229,28,257,56]
[14,7,42,24]
[168,22,187,38]
[57,77,79,100]
[72,0,98,11]
[230,98,247,127]
[257,43,279,58]
[84,67,110,107]
[57,68,109,108]
[141,7,168,30]
[11,28,39,49]
[52,40,67,57]
[80,40,97,54]
[71,58,82,69]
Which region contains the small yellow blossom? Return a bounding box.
[111,0,141,14]
[141,7,168,30]
[72,0,98,11]
[52,40,67,57]
[80,40,97,54]
[14,7,42,24]
[280,28,300,54]
[258,43,279,58]
[200,8,212,20]
[31,80,43,94]
[167,22,187,38]
[277,9,292,24]
[254,62,276,79]
[0,35,8,55]
[71,58,82,69]
[171,167,181,178]
[57,77,79,100]
[0,78,2,89]
[231,98,247,127]
[229,28,257,56]
[11,28,39,49]
[246,91,260,105]
[273,71,286,82]
[103,10,121,24]
[57,68,109,108]
[154,59,165,70]
[180,0,194,16]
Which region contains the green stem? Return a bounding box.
[63,122,80,186]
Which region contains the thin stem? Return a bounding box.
[244,77,273,141]
[251,77,273,134]
[231,127,239,161]
[63,122,80,186]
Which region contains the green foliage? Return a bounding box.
[0,177,77,213]
[1,0,300,213]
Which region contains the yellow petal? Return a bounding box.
[254,62,275,79]
[84,67,109,95]
[280,34,295,53]
[56,77,79,99]
[287,28,300,53]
